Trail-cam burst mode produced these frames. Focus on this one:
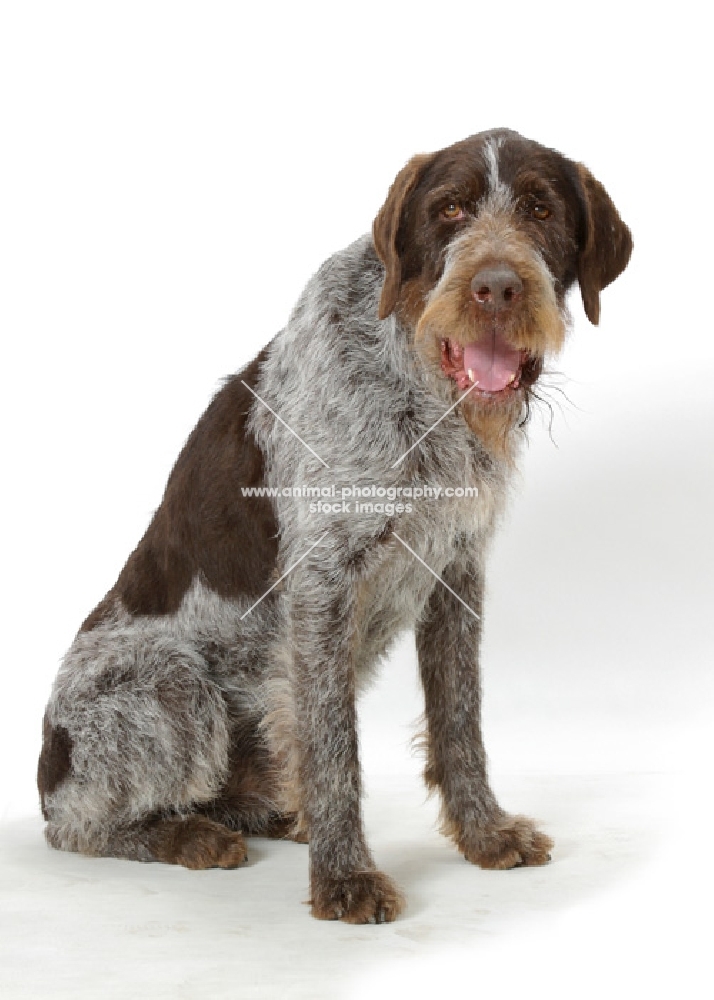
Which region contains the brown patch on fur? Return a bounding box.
[37,715,73,819]
[145,814,248,869]
[310,870,405,923]
[79,348,278,625]
[79,594,116,633]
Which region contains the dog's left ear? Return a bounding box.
[575,164,633,325]
[373,153,434,320]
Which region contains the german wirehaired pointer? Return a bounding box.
[38,129,632,923]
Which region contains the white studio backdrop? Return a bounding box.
[1,0,710,816]
[0,1,712,994]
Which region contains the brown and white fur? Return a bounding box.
[37,129,632,923]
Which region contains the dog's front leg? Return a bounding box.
[288,565,404,923]
[416,554,553,869]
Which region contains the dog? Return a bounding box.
[37,128,632,923]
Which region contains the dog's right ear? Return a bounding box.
[372,153,433,320]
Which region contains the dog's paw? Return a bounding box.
[150,815,248,869]
[460,814,553,870]
[310,869,405,924]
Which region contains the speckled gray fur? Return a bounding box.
[39,128,634,922]
[42,234,513,858]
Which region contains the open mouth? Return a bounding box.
[439,332,527,397]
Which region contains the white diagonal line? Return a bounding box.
[392,531,480,620]
[391,381,479,468]
[241,380,330,469]
[240,532,329,620]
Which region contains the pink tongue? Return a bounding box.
[462,333,522,392]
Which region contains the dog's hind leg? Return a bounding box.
[195,717,307,844]
[100,814,248,868]
[37,612,247,868]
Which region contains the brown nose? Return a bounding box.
[471,266,523,311]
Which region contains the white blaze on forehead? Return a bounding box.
[483,136,514,212]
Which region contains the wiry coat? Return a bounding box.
[38,129,632,922]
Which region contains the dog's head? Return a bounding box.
[373,129,632,444]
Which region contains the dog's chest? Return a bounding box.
[352,463,499,673]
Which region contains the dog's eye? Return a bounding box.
[532,203,551,220]
[440,203,465,221]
